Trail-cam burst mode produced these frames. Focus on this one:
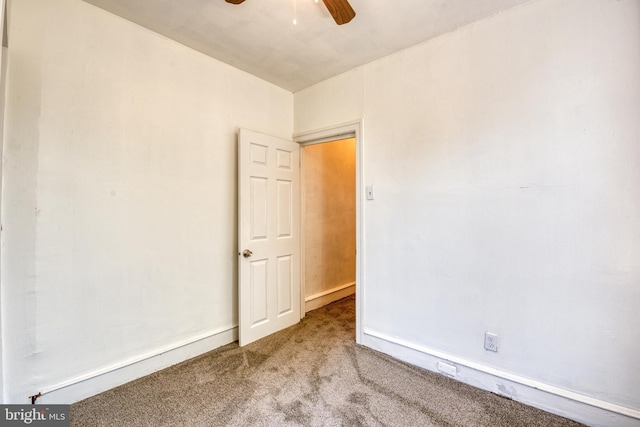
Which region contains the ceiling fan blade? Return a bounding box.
[225,0,245,4]
[322,0,356,25]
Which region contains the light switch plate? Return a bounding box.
[366,185,374,200]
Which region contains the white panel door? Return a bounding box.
[238,129,301,346]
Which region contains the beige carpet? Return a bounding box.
[71,295,584,426]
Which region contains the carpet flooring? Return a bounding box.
[71,295,584,426]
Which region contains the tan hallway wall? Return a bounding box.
[303,138,356,312]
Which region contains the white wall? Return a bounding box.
[1,0,292,403]
[2,0,639,419]
[0,0,6,404]
[296,0,640,424]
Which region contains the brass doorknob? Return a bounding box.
[242,249,253,258]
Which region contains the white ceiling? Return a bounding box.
[82,0,533,92]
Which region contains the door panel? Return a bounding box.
[239,129,300,346]
[277,180,293,237]
[277,255,293,315]
[250,177,268,240]
[249,259,268,326]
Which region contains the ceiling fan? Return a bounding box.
[225,0,356,25]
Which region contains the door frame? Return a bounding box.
[293,120,364,344]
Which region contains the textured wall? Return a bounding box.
[0,0,6,405]
[295,0,640,416]
[2,0,292,403]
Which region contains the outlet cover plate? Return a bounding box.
[484,332,499,352]
[437,361,457,377]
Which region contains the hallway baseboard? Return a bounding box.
[305,281,355,313]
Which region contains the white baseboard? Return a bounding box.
[362,328,640,427]
[305,282,355,313]
[36,325,238,404]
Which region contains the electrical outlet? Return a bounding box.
[484,332,499,352]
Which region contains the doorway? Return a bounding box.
[295,120,363,344]
[237,122,362,346]
[301,138,356,313]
